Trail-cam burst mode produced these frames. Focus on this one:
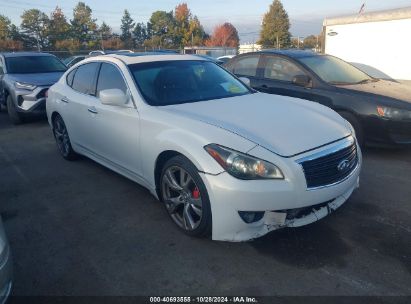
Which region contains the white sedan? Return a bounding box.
[46,54,361,242]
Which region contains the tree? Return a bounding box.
[205,23,239,47]
[120,10,135,48]
[102,37,124,50]
[303,35,318,49]
[70,2,97,47]
[0,15,11,40]
[20,9,50,50]
[0,17,23,51]
[99,22,112,39]
[174,3,205,47]
[259,0,291,48]
[55,39,81,53]
[133,22,148,48]
[145,11,176,48]
[49,6,70,49]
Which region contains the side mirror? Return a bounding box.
[239,77,251,87]
[292,75,311,87]
[99,89,128,106]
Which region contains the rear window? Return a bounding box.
[66,69,76,87]
[5,56,67,74]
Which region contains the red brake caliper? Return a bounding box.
[192,187,200,199]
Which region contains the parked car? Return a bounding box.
[62,55,86,68]
[46,54,361,242]
[193,54,224,65]
[88,50,133,57]
[217,55,235,64]
[225,50,411,146]
[0,52,67,124]
[0,217,12,304]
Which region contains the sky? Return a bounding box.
[1,0,411,42]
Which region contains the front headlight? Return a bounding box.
[205,144,284,180]
[377,106,411,120]
[15,81,37,91]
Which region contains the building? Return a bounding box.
[323,7,411,83]
[238,43,262,54]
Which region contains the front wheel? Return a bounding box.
[52,115,77,160]
[160,155,212,237]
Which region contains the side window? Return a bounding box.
[72,62,99,95]
[96,63,127,98]
[66,68,76,87]
[232,56,259,77]
[264,56,305,82]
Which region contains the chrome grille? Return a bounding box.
[299,140,358,189]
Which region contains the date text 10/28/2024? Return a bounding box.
[150,297,258,303]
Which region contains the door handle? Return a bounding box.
[88,106,98,114]
[61,97,69,103]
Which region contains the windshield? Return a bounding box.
[129,60,252,106]
[300,55,373,85]
[6,56,67,74]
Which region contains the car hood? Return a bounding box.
[337,80,411,103]
[161,93,351,157]
[8,72,65,86]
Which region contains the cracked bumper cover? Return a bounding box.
[200,145,361,242]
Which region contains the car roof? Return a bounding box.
[255,49,321,59]
[1,52,56,58]
[91,53,205,65]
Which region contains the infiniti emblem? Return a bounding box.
[337,159,350,171]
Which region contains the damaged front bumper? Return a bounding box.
[200,140,362,242]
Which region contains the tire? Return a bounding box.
[160,155,212,237]
[52,114,77,161]
[6,95,23,124]
[339,111,364,147]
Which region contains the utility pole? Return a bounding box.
[297,36,300,49]
[100,32,104,51]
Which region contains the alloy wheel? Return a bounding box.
[53,117,71,157]
[161,166,203,231]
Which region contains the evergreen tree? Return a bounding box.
[20,9,50,50]
[120,10,135,48]
[49,6,70,49]
[258,0,291,48]
[70,2,97,47]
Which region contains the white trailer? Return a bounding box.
[323,7,411,84]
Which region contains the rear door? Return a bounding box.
[61,62,100,150]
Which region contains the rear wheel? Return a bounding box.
[339,111,364,146]
[52,115,77,160]
[160,155,212,237]
[6,95,23,124]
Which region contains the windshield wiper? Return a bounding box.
[356,79,373,84]
[329,81,353,85]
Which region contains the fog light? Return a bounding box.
[17,96,24,106]
[238,211,265,223]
